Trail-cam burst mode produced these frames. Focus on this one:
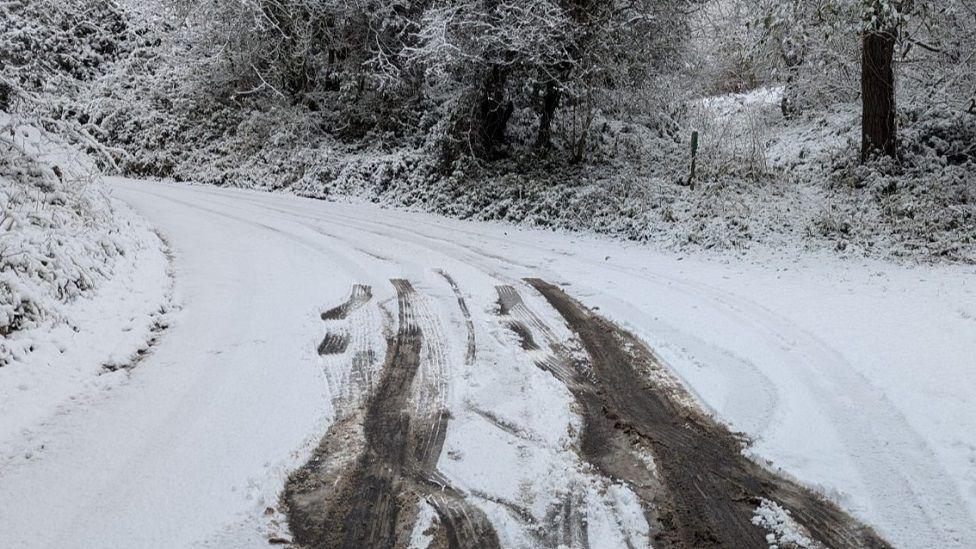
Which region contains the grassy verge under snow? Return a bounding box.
[0,112,168,366]
[0,112,173,458]
[179,92,972,263]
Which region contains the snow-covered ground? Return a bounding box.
[1,113,173,457]
[1,179,973,547]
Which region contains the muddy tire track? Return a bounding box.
[322,285,373,320]
[318,286,380,416]
[317,333,350,356]
[285,279,499,549]
[525,278,891,549]
[496,285,639,548]
[287,280,422,547]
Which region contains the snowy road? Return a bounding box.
[1,179,975,548]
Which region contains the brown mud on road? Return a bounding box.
[496,284,654,549]
[285,276,889,549]
[284,279,499,549]
[525,278,891,549]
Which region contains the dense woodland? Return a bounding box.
[2,0,975,259]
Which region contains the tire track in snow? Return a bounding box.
[525,278,891,549]
[126,183,971,545]
[318,285,372,359]
[408,272,501,549]
[286,280,425,547]
[317,333,349,355]
[284,279,500,549]
[437,270,476,366]
[318,285,380,415]
[496,284,646,549]
[321,284,373,320]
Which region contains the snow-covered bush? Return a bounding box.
[688,87,783,182]
[0,115,138,365]
[826,110,976,260]
[409,0,689,162]
[161,0,429,136]
[1,0,142,172]
[0,0,132,97]
[0,0,158,366]
[87,0,691,175]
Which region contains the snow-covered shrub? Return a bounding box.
[0,0,152,365]
[687,87,783,182]
[86,0,692,175]
[409,0,689,163]
[160,0,429,136]
[1,0,143,174]
[826,110,976,261]
[85,51,248,179]
[902,111,976,167]
[0,115,138,365]
[0,0,132,97]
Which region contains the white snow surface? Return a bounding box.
[0,178,974,548]
[1,114,173,457]
[753,498,821,548]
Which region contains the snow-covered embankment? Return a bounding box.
[0,113,172,453]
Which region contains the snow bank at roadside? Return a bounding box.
[0,112,172,450]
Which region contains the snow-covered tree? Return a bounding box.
[157,0,691,164]
[753,0,975,160]
[411,0,689,162]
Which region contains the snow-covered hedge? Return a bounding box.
[0,117,113,351]
[0,0,153,365]
[85,79,975,263]
[829,111,976,261]
[0,115,139,365]
[0,0,132,98]
[289,92,973,262]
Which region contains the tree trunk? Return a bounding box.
[861,24,897,161]
[0,80,10,112]
[534,80,561,152]
[778,38,803,119]
[477,64,512,159]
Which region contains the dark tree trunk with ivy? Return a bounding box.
[860,3,898,161]
[477,64,513,160]
[534,80,560,152]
